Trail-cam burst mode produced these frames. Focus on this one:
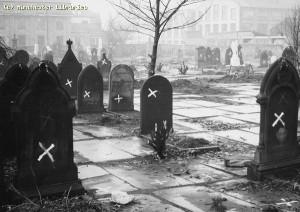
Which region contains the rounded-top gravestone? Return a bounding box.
[282,46,297,67]
[77,65,105,114]
[212,48,221,65]
[260,50,268,67]
[140,75,173,134]
[225,47,233,65]
[206,47,213,64]
[108,64,134,111]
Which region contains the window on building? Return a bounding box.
[205,24,210,36]
[231,8,237,20]
[37,35,45,46]
[205,10,211,21]
[222,24,227,32]
[230,23,236,31]
[56,20,64,30]
[222,6,228,20]
[213,5,219,21]
[18,35,26,46]
[18,18,26,29]
[213,24,219,33]
[56,36,63,45]
[37,18,46,30]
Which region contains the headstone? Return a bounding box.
[91,48,98,66]
[140,75,173,134]
[282,46,297,67]
[78,50,86,64]
[43,52,54,62]
[77,65,105,114]
[0,47,8,79]
[268,50,273,58]
[212,48,221,65]
[108,64,134,111]
[10,63,84,200]
[97,53,111,90]
[225,47,233,65]
[238,44,243,65]
[197,46,206,68]
[9,50,30,67]
[43,60,58,77]
[58,39,82,99]
[206,47,213,64]
[0,63,31,158]
[29,57,41,71]
[247,58,300,180]
[260,50,268,67]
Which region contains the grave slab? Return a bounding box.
[74,139,135,162]
[73,129,93,141]
[82,174,137,197]
[119,194,185,212]
[212,130,259,146]
[78,164,109,179]
[184,100,226,107]
[224,97,257,105]
[74,124,128,138]
[154,185,259,212]
[104,166,192,189]
[204,159,247,177]
[215,104,260,114]
[173,120,209,132]
[173,101,201,108]
[173,108,233,118]
[103,137,153,156]
[240,126,260,134]
[206,116,249,124]
[225,113,260,124]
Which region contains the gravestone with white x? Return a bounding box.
[0,63,31,158]
[77,64,105,113]
[260,50,269,68]
[247,57,300,181]
[10,62,84,200]
[140,75,173,134]
[0,47,8,79]
[108,64,134,111]
[97,53,111,90]
[58,39,82,99]
[206,47,213,65]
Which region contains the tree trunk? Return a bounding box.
[148,0,160,78]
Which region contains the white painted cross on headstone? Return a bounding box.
[84,91,90,98]
[0,61,3,66]
[65,79,72,87]
[272,112,285,127]
[37,142,55,162]
[114,94,123,104]
[101,59,107,65]
[148,88,158,98]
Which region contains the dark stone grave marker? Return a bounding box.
[196,46,206,69]
[77,65,105,114]
[58,39,82,99]
[0,63,31,158]
[282,46,297,67]
[29,57,41,71]
[97,53,111,90]
[9,50,30,67]
[212,48,221,65]
[10,63,84,200]
[247,58,300,180]
[140,75,173,134]
[225,47,233,65]
[108,64,134,111]
[206,47,213,64]
[260,50,268,67]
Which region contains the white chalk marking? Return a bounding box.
[148,88,158,98]
[101,59,107,65]
[38,142,55,162]
[114,94,123,103]
[65,79,72,87]
[272,112,285,127]
[84,91,90,98]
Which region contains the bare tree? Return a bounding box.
[107,0,209,77]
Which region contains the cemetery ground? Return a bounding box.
[4,69,300,212]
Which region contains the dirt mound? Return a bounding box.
[210,74,264,83]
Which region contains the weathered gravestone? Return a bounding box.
[9,50,30,67]
[225,47,233,65]
[10,63,84,200]
[58,39,82,99]
[91,48,98,66]
[0,63,31,158]
[43,60,58,77]
[0,47,8,79]
[97,53,111,90]
[212,48,221,65]
[108,65,134,111]
[28,57,41,71]
[282,46,297,67]
[260,50,268,67]
[247,58,300,181]
[206,47,213,64]
[196,46,206,69]
[77,65,105,113]
[140,75,173,134]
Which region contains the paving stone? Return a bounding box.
[73,117,90,125]
[184,163,234,183]
[104,166,192,189]
[119,194,185,212]
[214,105,260,114]
[224,97,257,105]
[82,174,137,197]
[173,94,202,99]
[154,185,259,212]
[173,101,201,108]
[173,108,233,118]
[74,124,128,138]
[212,130,259,146]
[73,129,93,141]
[78,164,109,179]
[173,115,187,120]
[103,137,153,156]
[184,100,226,107]
[206,116,249,124]
[173,120,209,132]
[204,159,247,177]
[74,139,135,163]
[74,151,89,164]
[238,90,260,96]
[225,113,260,124]
[240,126,260,134]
